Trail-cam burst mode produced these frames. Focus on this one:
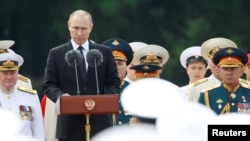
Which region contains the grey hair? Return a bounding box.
[68,9,93,24]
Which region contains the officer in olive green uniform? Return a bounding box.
[102,38,133,125]
[198,47,250,115]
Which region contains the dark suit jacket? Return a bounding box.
[42,40,120,140]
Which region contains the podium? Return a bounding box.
[56,94,119,141]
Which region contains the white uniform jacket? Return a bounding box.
[0,85,44,140]
[187,75,221,102]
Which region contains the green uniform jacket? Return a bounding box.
[109,80,132,125]
[198,83,250,115]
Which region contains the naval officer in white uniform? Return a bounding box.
[0,52,44,140]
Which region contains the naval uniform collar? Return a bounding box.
[0,85,15,94]
[223,83,240,92]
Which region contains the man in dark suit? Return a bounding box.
[42,9,120,141]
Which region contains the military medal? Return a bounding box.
[218,104,222,109]
[19,105,33,121]
[216,99,223,109]
[230,92,236,99]
[242,96,246,102]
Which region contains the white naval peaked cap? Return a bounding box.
[156,102,217,141]
[132,44,169,65]
[0,40,15,49]
[180,46,208,69]
[0,40,16,54]
[121,78,183,119]
[129,41,148,53]
[6,49,15,53]
[201,37,238,60]
[0,52,24,71]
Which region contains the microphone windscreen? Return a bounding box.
[87,49,103,67]
[65,49,83,67]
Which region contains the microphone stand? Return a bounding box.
[74,59,80,95]
[94,58,100,94]
[85,53,101,141]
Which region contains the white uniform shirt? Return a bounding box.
[179,83,191,101]
[187,75,221,102]
[0,85,44,140]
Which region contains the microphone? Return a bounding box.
[65,49,83,94]
[87,49,103,67]
[86,49,103,94]
[65,50,83,67]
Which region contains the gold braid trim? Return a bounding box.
[204,91,210,108]
[220,103,230,114]
[120,80,124,87]
[135,73,158,79]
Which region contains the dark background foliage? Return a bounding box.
[1,0,250,99]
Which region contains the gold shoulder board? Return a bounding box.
[240,82,250,89]
[201,84,221,93]
[18,74,30,83]
[17,86,37,94]
[239,78,250,89]
[192,78,208,87]
[239,78,249,85]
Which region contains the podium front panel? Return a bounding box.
[59,94,119,115]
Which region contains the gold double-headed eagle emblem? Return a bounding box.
[84,98,96,111]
